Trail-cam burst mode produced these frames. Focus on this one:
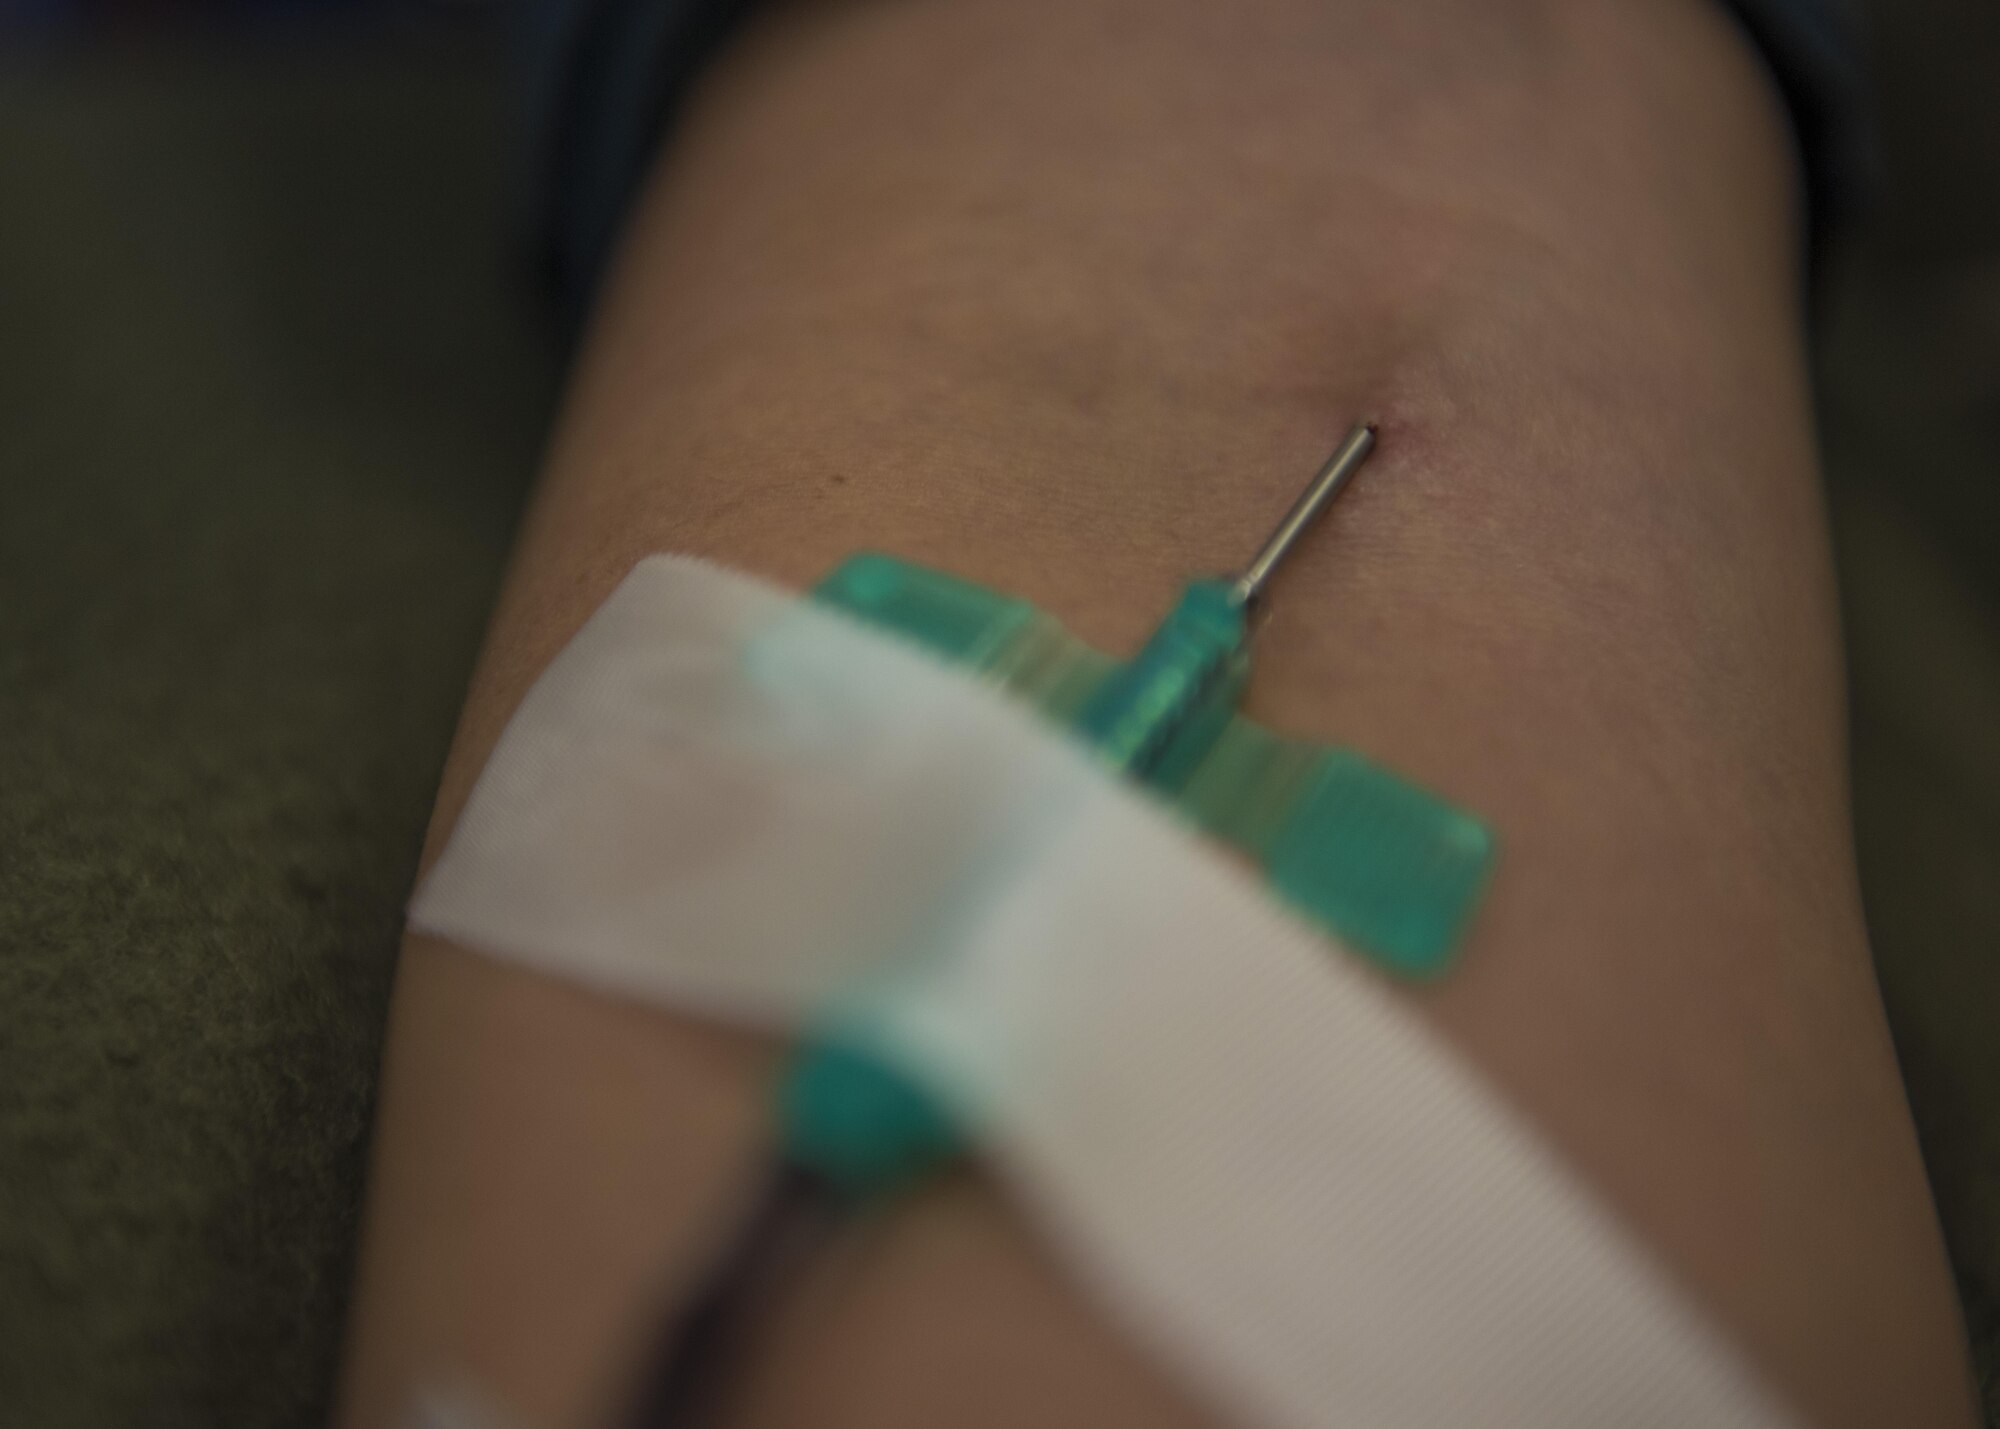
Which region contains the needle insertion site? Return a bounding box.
[1076,421,1380,782]
[1231,421,1378,607]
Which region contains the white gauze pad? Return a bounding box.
[411,555,1800,1429]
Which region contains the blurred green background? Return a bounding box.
[1,4,1996,1424]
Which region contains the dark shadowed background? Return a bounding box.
[1,2,1995,1424]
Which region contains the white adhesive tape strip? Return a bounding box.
[411,555,1800,1429]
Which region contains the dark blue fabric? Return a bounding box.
[524,0,1870,325]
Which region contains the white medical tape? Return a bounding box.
[411,555,1800,1429]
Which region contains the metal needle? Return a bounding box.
[1230,422,1378,607]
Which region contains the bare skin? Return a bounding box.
[337,1,1979,1426]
